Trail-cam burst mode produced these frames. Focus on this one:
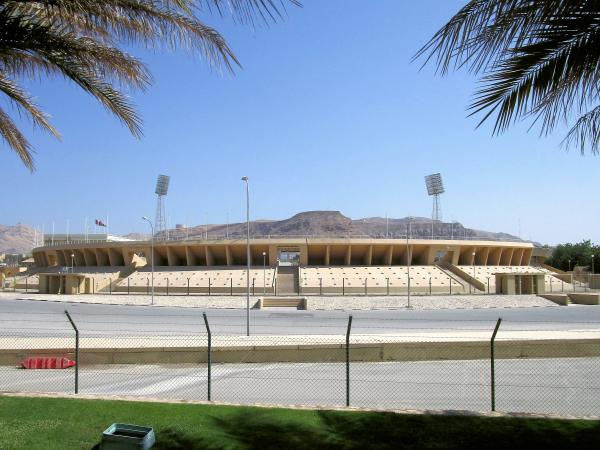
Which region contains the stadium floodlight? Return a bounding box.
[155,175,170,196]
[154,175,170,240]
[425,173,444,196]
[424,173,445,238]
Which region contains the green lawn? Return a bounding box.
[0,396,599,449]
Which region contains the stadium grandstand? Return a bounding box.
[26,237,569,296]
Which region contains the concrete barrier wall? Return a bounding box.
[568,293,600,305]
[2,338,599,366]
[540,294,569,306]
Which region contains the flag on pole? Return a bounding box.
[95,219,106,227]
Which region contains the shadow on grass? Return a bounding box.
[146,409,600,450]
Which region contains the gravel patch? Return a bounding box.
[0,291,557,310]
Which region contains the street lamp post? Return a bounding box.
[406,218,412,308]
[472,252,476,294]
[142,216,155,305]
[242,176,250,336]
[568,259,571,272]
[262,251,267,295]
[71,253,75,273]
[592,255,595,274]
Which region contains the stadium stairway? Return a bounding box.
[276,266,299,295]
[437,262,486,293]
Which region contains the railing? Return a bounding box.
[37,233,528,248]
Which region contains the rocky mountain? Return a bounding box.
[163,211,522,242]
[0,224,36,254]
[1,211,523,254]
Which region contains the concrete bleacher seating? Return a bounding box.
[299,266,467,294]
[114,266,276,294]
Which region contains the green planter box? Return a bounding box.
[100,423,155,450]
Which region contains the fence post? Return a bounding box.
[274,278,277,296]
[252,278,255,296]
[146,278,149,295]
[187,278,190,296]
[65,310,79,394]
[203,312,212,401]
[490,318,502,411]
[487,277,490,294]
[109,277,112,295]
[25,277,28,293]
[230,278,233,296]
[14,276,17,292]
[346,314,353,407]
[93,278,95,294]
[364,278,367,296]
[429,278,432,295]
[386,278,389,296]
[561,279,564,293]
[166,278,169,296]
[320,278,322,296]
[342,278,345,296]
[208,278,211,296]
[127,278,130,295]
[449,277,452,295]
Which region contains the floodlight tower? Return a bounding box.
[155,174,170,240]
[424,173,445,239]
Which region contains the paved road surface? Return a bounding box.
[1,298,600,336]
[1,358,597,416]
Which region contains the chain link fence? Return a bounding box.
[1,311,598,416]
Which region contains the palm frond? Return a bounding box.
[0,107,34,170]
[0,0,302,169]
[563,105,600,154]
[415,0,600,155]
[0,72,60,137]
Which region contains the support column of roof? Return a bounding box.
[501,248,514,265]
[166,247,177,267]
[512,248,524,266]
[324,245,330,266]
[479,247,490,266]
[225,245,233,266]
[522,248,533,265]
[345,245,352,266]
[385,245,393,266]
[205,246,214,266]
[185,246,199,266]
[364,245,373,266]
[95,248,110,266]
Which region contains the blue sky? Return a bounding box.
[1,0,598,245]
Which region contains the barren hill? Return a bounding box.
[0,224,35,254]
[1,211,523,254]
[165,211,521,241]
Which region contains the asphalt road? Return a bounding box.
[1,358,597,416]
[1,298,600,336]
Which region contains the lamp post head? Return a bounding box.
[262,252,266,256]
[241,176,248,182]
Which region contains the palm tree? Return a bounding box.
[0,0,299,170]
[415,1,600,155]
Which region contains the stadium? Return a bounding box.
[28,235,564,297]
